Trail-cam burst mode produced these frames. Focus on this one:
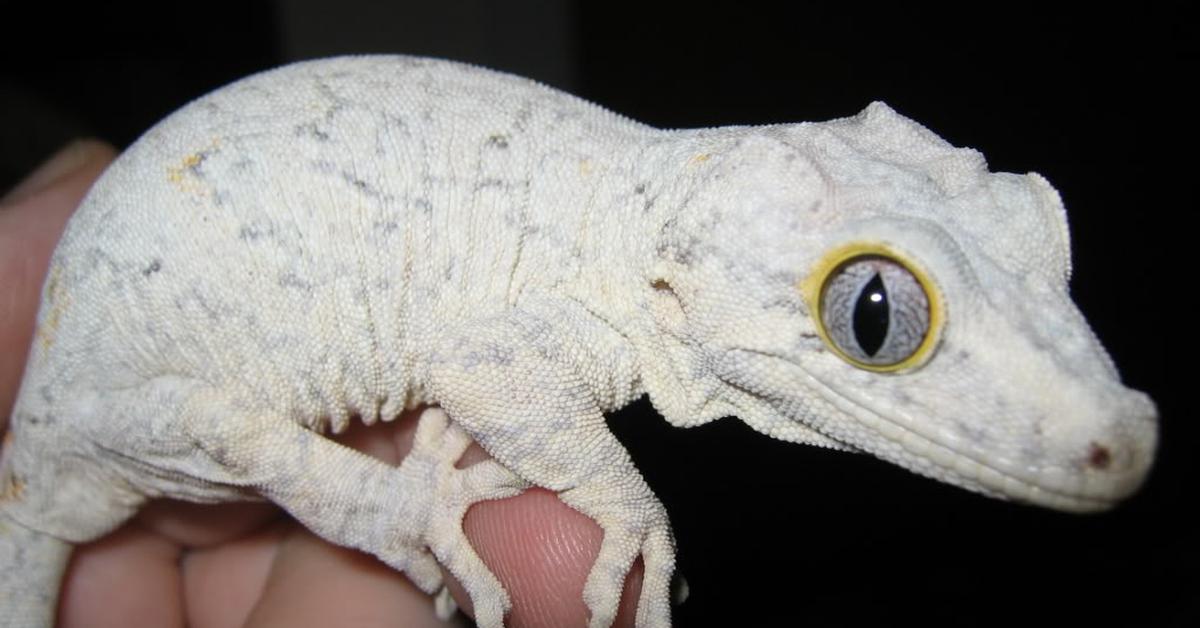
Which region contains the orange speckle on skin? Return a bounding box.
[0,470,24,503]
[36,266,68,351]
[1,479,24,502]
[1,431,22,502]
[167,152,204,186]
[167,141,220,195]
[2,421,21,502]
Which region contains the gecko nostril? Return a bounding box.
[1087,442,1112,470]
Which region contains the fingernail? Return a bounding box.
[0,140,106,207]
[671,572,689,605]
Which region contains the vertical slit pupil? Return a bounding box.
[853,273,889,356]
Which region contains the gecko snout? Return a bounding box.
[1078,389,1157,502]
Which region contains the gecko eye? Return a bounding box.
[801,244,943,371]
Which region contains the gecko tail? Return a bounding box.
[0,513,71,628]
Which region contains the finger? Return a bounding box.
[181,518,289,628]
[57,519,185,628]
[137,499,281,549]
[0,140,116,427]
[243,522,451,628]
[454,488,642,628]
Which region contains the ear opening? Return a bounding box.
[648,268,686,331]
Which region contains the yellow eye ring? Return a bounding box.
[799,242,944,372]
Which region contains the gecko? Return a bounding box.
[0,55,1157,627]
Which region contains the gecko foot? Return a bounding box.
[560,483,677,628]
[407,407,530,627]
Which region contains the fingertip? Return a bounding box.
[243,525,448,628]
[181,518,288,628]
[450,488,641,628]
[58,521,185,628]
[137,499,281,548]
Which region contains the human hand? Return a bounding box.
[0,141,641,627]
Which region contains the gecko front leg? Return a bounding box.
[430,297,675,628]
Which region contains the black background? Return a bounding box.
[2,3,1190,626]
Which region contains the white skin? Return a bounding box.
[0,141,645,628]
[0,62,1153,628]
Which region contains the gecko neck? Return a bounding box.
[584,128,755,425]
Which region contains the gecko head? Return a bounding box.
[647,102,1157,512]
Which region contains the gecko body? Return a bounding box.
[0,56,1156,627]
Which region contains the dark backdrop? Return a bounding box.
[2,3,1189,626]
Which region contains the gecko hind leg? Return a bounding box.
[171,394,531,626]
[58,381,490,601]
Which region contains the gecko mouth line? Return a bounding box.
[729,347,1122,512]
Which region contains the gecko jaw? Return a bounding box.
[838,387,1157,513]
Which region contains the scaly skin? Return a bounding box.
[1,56,1156,627]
